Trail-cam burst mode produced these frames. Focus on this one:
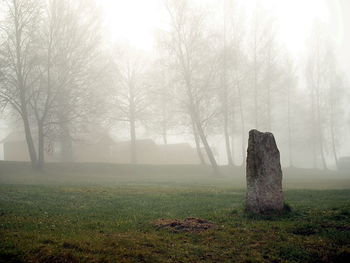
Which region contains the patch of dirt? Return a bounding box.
[290,224,318,236]
[330,250,350,263]
[335,225,350,232]
[153,217,216,233]
[40,239,56,245]
[62,242,83,252]
[30,246,81,263]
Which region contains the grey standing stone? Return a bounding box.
[246,129,284,213]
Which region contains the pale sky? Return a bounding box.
[100,0,331,52]
[100,0,349,85]
[100,0,165,50]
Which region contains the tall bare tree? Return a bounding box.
[283,57,297,167]
[112,45,151,164]
[163,0,219,174]
[324,45,346,170]
[248,3,278,131]
[306,22,328,170]
[42,0,107,163]
[0,0,42,168]
[217,0,247,166]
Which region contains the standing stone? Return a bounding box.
[246,129,284,213]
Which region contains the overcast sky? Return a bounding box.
[100,0,349,74]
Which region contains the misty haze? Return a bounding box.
[0,0,349,262]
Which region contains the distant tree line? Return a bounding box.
[0,0,348,171]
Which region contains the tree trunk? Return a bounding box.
[193,115,219,175]
[162,99,168,145]
[60,121,73,162]
[191,116,206,165]
[130,118,137,164]
[222,10,233,166]
[230,134,235,166]
[330,98,338,169]
[162,129,168,145]
[311,89,317,169]
[287,83,293,167]
[37,121,45,170]
[22,114,38,168]
[230,109,236,166]
[224,106,233,166]
[315,41,327,170]
[184,74,218,173]
[318,122,327,170]
[330,120,338,169]
[129,79,137,164]
[235,74,246,166]
[14,3,37,168]
[316,84,327,170]
[186,87,219,174]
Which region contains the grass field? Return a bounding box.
[0,162,350,262]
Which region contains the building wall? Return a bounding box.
[73,143,114,163]
[3,141,59,162]
[3,140,203,165]
[3,142,30,162]
[111,144,201,164]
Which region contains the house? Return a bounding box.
[1,131,115,163]
[72,134,117,163]
[1,132,30,162]
[1,132,206,165]
[338,157,350,172]
[111,140,203,164]
[157,143,201,164]
[1,132,58,162]
[111,139,158,164]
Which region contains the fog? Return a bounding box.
[0,0,349,170]
[1,2,350,262]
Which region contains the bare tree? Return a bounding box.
[147,48,181,145]
[305,22,328,170]
[112,45,151,164]
[248,3,278,131]
[324,45,346,170]
[217,0,247,166]
[261,20,280,132]
[0,0,42,168]
[40,0,106,164]
[163,0,219,174]
[283,57,297,167]
[219,0,234,166]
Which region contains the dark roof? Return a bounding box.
[158,143,193,152]
[74,133,117,145]
[114,139,156,147]
[2,131,117,145]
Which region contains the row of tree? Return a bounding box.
[0,0,348,171]
[0,0,108,169]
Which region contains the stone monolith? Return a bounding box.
[246,129,284,213]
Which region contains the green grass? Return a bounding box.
[0,162,350,262]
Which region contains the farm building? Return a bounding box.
[1,132,58,162]
[1,132,206,165]
[1,132,31,162]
